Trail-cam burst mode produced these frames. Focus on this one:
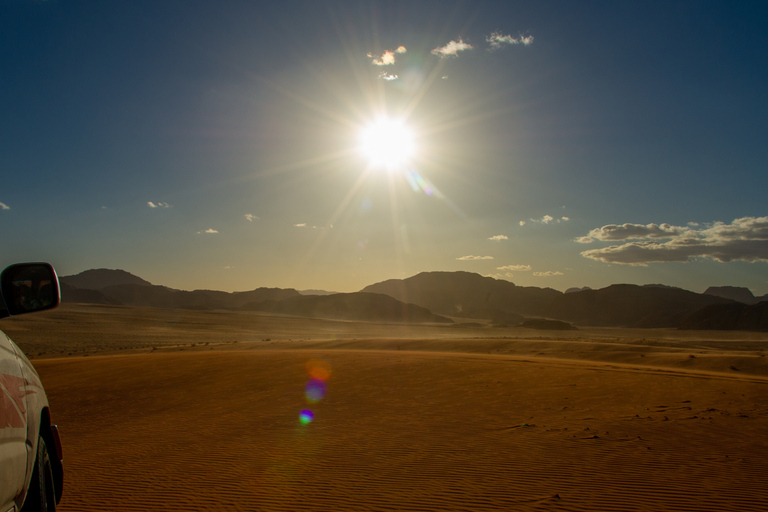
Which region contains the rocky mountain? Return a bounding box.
[361,271,562,319]
[546,284,733,327]
[59,268,767,330]
[680,301,768,331]
[703,286,768,305]
[60,268,152,290]
[243,292,452,324]
[60,269,299,310]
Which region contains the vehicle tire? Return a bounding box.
[21,436,56,512]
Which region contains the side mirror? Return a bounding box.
[0,263,60,318]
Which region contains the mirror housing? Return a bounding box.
[0,263,60,319]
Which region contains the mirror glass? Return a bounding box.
[1,263,60,316]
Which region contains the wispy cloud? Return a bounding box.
[497,264,531,271]
[488,234,508,241]
[533,271,564,277]
[244,213,258,222]
[197,228,219,234]
[0,202,9,210]
[431,39,474,58]
[486,32,534,51]
[367,46,406,66]
[294,223,307,228]
[148,201,171,208]
[527,215,569,225]
[457,255,494,261]
[579,217,768,265]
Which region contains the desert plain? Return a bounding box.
[4,303,768,511]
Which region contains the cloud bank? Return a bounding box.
[534,271,564,277]
[579,217,768,265]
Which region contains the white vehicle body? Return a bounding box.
[0,263,63,512]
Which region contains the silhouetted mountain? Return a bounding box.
[59,268,766,330]
[299,289,339,296]
[703,286,760,304]
[565,286,592,294]
[681,301,768,331]
[60,269,299,310]
[59,282,120,305]
[60,268,152,290]
[94,284,299,310]
[361,271,562,319]
[547,284,734,327]
[243,292,452,323]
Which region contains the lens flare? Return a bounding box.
[299,410,314,424]
[305,378,327,403]
[306,359,332,381]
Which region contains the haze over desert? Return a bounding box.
[6,304,768,511]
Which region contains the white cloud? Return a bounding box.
[294,223,307,228]
[431,39,474,58]
[244,213,258,222]
[486,32,534,51]
[148,201,171,208]
[488,234,508,241]
[528,214,569,225]
[456,255,494,261]
[497,264,531,271]
[367,46,406,66]
[533,271,564,277]
[519,220,526,226]
[197,228,218,234]
[378,72,398,81]
[576,222,689,243]
[579,217,768,265]
[0,202,9,210]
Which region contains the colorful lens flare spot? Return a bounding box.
[306,359,331,381]
[299,409,314,424]
[305,378,327,403]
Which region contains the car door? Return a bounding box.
[0,329,29,510]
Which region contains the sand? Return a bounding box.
[7,305,768,511]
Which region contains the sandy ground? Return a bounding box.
[7,305,768,511]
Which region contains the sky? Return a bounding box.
[2,1,768,295]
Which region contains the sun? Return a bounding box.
[359,117,415,169]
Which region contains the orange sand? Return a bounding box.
[35,348,768,511]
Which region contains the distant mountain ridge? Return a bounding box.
[704,286,768,305]
[59,269,450,324]
[59,268,768,330]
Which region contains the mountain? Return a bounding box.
[60,269,300,310]
[363,272,741,328]
[703,286,762,305]
[243,292,453,323]
[547,284,734,327]
[680,301,768,331]
[361,271,562,319]
[60,268,152,290]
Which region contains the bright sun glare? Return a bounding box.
[359,118,415,169]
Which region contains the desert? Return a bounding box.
[5,303,768,511]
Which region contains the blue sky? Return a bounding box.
[2,1,768,294]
